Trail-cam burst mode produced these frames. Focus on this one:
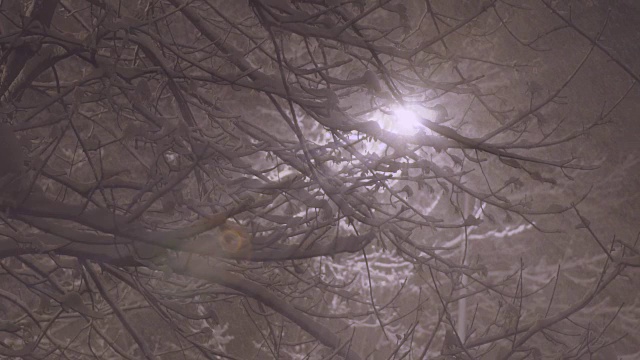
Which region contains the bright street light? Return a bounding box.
[373,105,421,136]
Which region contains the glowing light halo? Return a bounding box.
[347,104,440,159]
[391,106,420,134]
[374,105,432,136]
